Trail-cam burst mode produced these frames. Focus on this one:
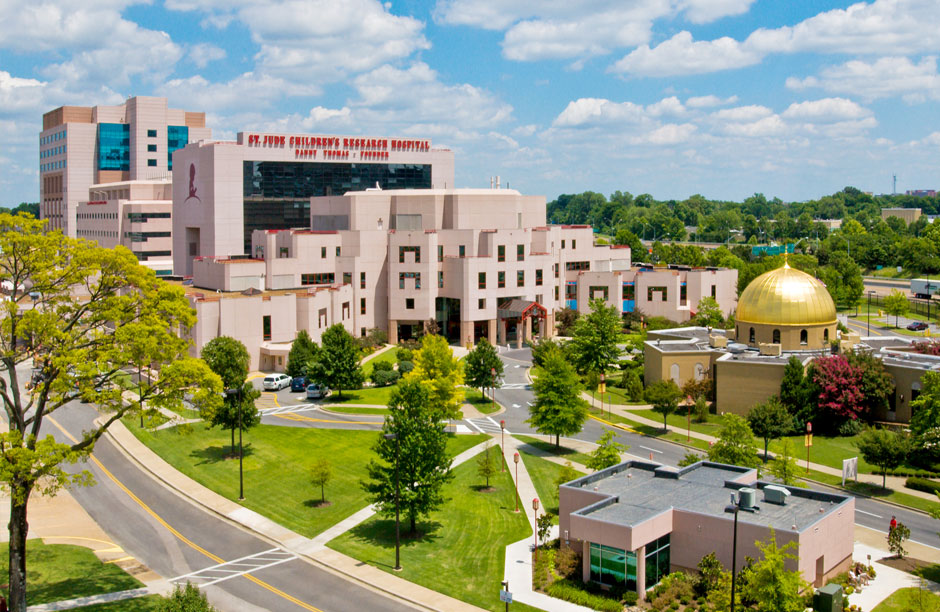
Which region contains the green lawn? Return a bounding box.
[465,388,500,415]
[625,407,722,435]
[517,450,586,515]
[767,434,875,473]
[78,596,165,611]
[329,451,534,612]
[327,384,397,405]
[807,470,939,514]
[127,419,486,538]
[513,434,593,467]
[321,405,389,416]
[361,346,400,378]
[872,587,940,611]
[0,541,145,606]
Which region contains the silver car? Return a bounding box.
[263,374,291,390]
[306,383,330,399]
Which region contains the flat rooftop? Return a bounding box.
[567,461,851,533]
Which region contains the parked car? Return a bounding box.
[306,383,331,400]
[290,376,308,392]
[907,321,929,331]
[263,374,291,390]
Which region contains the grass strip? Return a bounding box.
[513,434,593,466]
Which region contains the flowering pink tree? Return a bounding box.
[811,355,866,421]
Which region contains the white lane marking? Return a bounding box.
[170,548,298,588]
[465,419,485,433]
[526,401,533,407]
[512,404,521,408]
[855,509,883,519]
[640,445,663,454]
[514,365,521,368]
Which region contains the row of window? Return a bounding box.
[478,270,543,289]
[78,230,118,238]
[127,212,171,222]
[745,327,828,345]
[41,160,66,172]
[40,146,65,159]
[41,131,65,145]
[78,212,118,220]
[125,231,171,242]
[134,250,171,261]
[320,246,342,258]
[301,272,335,285]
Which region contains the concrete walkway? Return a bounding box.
[848,534,940,611]
[27,587,153,611]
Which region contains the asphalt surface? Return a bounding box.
[46,401,412,612]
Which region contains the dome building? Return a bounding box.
[734,261,837,351]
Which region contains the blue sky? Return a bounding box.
[2,0,939,205]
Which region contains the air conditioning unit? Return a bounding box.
[737,487,757,509]
[759,343,782,356]
[763,485,791,505]
[709,335,728,348]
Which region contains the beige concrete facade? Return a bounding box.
[40,96,210,237]
[734,321,836,352]
[881,207,922,224]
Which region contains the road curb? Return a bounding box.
[98,419,473,612]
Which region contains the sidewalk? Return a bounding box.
[104,419,489,612]
[848,529,940,610]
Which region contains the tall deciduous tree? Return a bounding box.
[857,427,910,489]
[313,324,363,399]
[528,350,588,447]
[286,330,318,378]
[201,336,260,453]
[310,458,333,504]
[769,439,802,486]
[691,296,725,328]
[568,299,621,376]
[911,371,940,437]
[585,430,627,471]
[464,338,503,399]
[645,380,682,432]
[407,334,464,420]
[741,530,810,612]
[846,350,895,417]
[363,380,454,534]
[708,414,760,468]
[747,396,793,461]
[476,443,498,489]
[810,355,866,424]
[0,213,223,612]
[779,356,811,425]
[884,289,910,327]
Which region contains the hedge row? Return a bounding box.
[545,580,622,612]
[905,477,940,494]
[885,468,940,479]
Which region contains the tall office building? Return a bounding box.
[39,96,210,236]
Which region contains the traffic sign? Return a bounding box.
[499,590,513,603]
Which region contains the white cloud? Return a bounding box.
[718,115,787,137]
[512,124,539,137]
[646,123,697,144]
[679,0,755,24]
[787,56,940,102]
[159,73,319,112]
[611,31,761,76]
[780,98,872,122]
[686,94,738,108]
[646,96,685,117]
[188,43,227,68]
[0,72,46,113]
[552,98,647,127]
[711,105,773,122]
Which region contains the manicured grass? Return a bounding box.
[465,388,500,415]
[0,542,145,606]
[768,434,875,474]
[872,587,940,611]
[328,452,533,612]
[517,450,586,515]
[327,384,397,405]
[513,434,593,467]
[126,419,486,538]
[361,346,400,378]
[78,596,165,611]
[807,470,939,514]
[321,405,389,416]
[625,407,722,435]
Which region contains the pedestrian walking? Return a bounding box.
[890,515,897,531]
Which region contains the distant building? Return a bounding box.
[814,218,842,230]
[906,190,937,198]
[40,96,210,237]
[881,207,922,224]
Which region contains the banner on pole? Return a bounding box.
[842,457,858,486]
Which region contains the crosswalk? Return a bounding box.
[169,547,298,589]
[465,416,510,435]
[260,403,318,416]
[500,382,530,390]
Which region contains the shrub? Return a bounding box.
[398,360,415,374]
[905,477,940,494]
[619,370,644,402]
[545,580,622,612]
[398,339,421,350]
[554,545,581,579]
[159,583,219,611]
[838,418,864,436]
[372,370,400,387]
[397,348,414,362]
[622,591,639,606]
[885,468,940,478]
[372,360,393,372]
[532,546,555,592]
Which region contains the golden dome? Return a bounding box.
[736,262,836,326]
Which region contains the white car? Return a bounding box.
[263,374,291,390]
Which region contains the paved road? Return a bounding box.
[47,401,412,612]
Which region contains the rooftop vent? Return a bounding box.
[737,487,757,510]
[727,343,748,354]
[763,485,791,505]
[759,343,782,356]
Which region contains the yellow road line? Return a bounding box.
[845,318,884,336]
[46,416,323,612]
[103,556,136,564]
[589,414,636,433]
[262,391,280,408]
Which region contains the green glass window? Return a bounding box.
[147,144,157,152]
[343,272,352,285]
[536,269,543,286]
[167,125,188,170]
[516,244,524,261]
[589,543,636,591]
[459,245,466,257]
[517,270,524,287]
[262,315,271,341]
[147,129,157,137]
[147,159,157,167]
[498,271,505,288]
[399,245,420,263]
[478,272,486,289]
[438,271,444,288]
[438,245,443,262]
[97,123,129,171]
[360,272,366,289]
[498,245,505,262]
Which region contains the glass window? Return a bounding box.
[262,315,271,341]
[360,272,366,289]
[536,269,543,286]
[517,244,524,261]
[573,240,577,249]
[343,272,352,285]
[361,298,366,315]
[147,129,157,137]
[565,261,589,271]
[459,245,466,257]
[301,273,335,285]
[824,328,829,342]
[399,272,420,289]
[166,125,188,170]
[321,246,327,258]
[438,271,444,288]
[589,543,636,590]
[438,245,443,262]
[399,245,420,263]
[498,271,505,288]
[406,298,414,310]
[97,123,130,171]
[562,240,566,249]
[336,246,341,257]
[590,286,609,300]
[478,298,485,309]
[800,329,808,345]
[498,245,505,262]
[711,285,717,298]
[478,272,486,289]
[517,270,525,287]
[147,144,157,152]
[773,329,781,343]
[644,534,670,589]
[623,283,635,300]
[647,286,668,301]
[749,327,756,344]
[147,159,157,167]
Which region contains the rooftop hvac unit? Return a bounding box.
[727,343,748,354]
[763,485,791,505]
[737,487,756,509]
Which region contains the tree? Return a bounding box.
[696,552,724,597]
[747,397,793,460]
[536,513,554,547]
[464,338,503,399]
[286,330,318,378]
[644,380,681,432]
[159,582,219,612]
[585,430,627,471]
[741,530,810,612]
[810,355,866,425]
[554,461,580,490]
[313,324,363,399]
[779,356,812,426]
[769,439,802,486]
[692,296,724,328]
[407,334,464,420]
[857,427,910,489]
[311,458,333,504]
[0,213,223,612]
[531,337,562,368]
[528,349,589,447]
[201,337,260,453]
[888,522,911,559]
[846,350,895,418]
[477,443,498,488]
[884,289,910,327]
[910,370,940,437]
[555,307,579,336]
[362,379,453,534]
[568,299,621,376]
[708,414,760,468]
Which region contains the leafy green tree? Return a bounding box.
[312,324,364,399]
[477,443,499,488]
[528,349,589,447]
[464,337,503,398]
[286,330,319,378]
[884,289,910,327]
[888,522,911,559]
[678,450,705,467]
[769,439,802,486]
[747,396,793,460]
[555,307,580,336]
[585,430,627,471]
[536,513,554,547]
[846,349,895,417]
[857,427,910,489]
[696,552,724,597]
[159,582,219,612]
[910,371,940,437]
[311,458,333,504]
[407,334,465,420]
[708,414,760,468]
[691,296,725,328]
[554,461,580,490]
[363,379,453,534]
[741,530,810,612]
[202,337,260,453]
[530,337,562,368]
[568,299,621,375]
[644,379,682,432]
[779,356,812,425]
[619,369,644,402]
[0,213,223,611]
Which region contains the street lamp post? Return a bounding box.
[491,367,497,407]
[532,498,540,562]
[599,372,605,417]
[225,387,245,501]
[805,421,812,474]
[513,452,520,513]
[725,494,740,612]
[500,420,506,472]
[687,395,692,442]
[384,432,402,571]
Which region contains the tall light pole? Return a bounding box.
[384,432,401,571]
[513,452,520,513]
[805,421,813,474]
[532,497,540,562]
[225,386,245,501]
[491,367,497,407]
[724,494,740,612]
